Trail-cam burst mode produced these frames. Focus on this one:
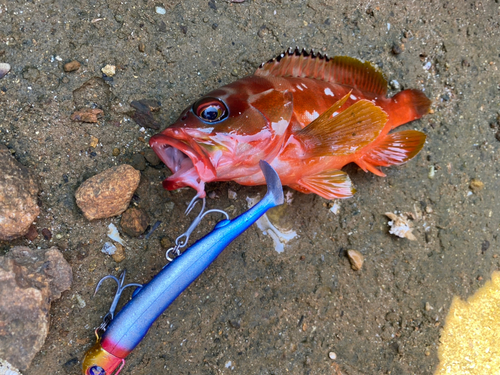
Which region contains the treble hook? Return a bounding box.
[165,196,230,262]
[93,270,142,334]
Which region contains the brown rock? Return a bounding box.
[0,246,72,370]
[120,207,149,236]
[0,145,40,240]
[25,224,38,241]
[63,60,81,72]
[470,178,484,192]
[75,165,140,220]
[144,148,160,166]
[347,249,364,271]
[70,108,104,123]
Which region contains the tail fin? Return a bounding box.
[356,130,426,176]
[387,89,431,130]
[260,160,284,206]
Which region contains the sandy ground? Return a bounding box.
[1,0,500,374]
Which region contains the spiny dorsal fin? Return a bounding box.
[296,95,388,158]
[297,169,356,200]
[255,47,388,96]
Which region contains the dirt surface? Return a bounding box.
[1,1,500,374]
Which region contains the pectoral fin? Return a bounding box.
[296,169,356,200]
[296,96,388,157]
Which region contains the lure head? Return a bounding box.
[82,340,125,375]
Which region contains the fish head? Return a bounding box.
[150,78,293,197]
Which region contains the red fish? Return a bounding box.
[150,48,431,200]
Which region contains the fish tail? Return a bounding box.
[356,130,427,176]
[387,89,431,129]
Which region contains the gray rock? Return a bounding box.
[0,246,72,371]
[0,145,40,240]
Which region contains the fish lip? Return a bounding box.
[149,131,216,196]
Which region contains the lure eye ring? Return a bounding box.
[192,97,228,124]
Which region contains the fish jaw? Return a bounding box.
[149,131,217,198]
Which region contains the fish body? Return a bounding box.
[150,48,431,199]
[82,161,284,375]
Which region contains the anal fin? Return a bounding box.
[296,170,356,200]
[356,130,426,176]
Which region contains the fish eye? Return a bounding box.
[193,97,228,123]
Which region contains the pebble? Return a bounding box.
[130,153,146,171]
[155,6,166,14]
[160,237,171,249]
[112,147,120,156]
[0,145,40,241]
[63,60,81,72]
[138,42,145,53]
[70,108,104,123]
[101,64,116,77]
[24,225,38,241]
[0,246,72,370]
[144,148,160,166]
[120,207,149,237]
[347,249,364,271]
[470,178,484,192]
[112,243,126,262]
[228,189,237,200]
[391,43,404,55]
[0,62,11,79]
[328,352,337,360]
[41,228,52,240]
[75,165,141,220]
[389,79,400,90]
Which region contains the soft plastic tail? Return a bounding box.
[260,160,284,206]
[386,89,432,129]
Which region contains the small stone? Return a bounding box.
[112,243,126,262]
[89,135,99,148]
[101,64,116,77]
[144,148,160,166]
[41,228,52,240]
[228,189,237,200]
[160,237,171,249]
[155,6,166,14]
[0,145,40,240]
[131,153,146,171]
[391,43,404,55]
[0,246,72,370]
[112,147,120,157]
[470,178,484,192]
[120,207,149,237]
[138,42,145,53]
[425,302,434,311]
[114,14,124,22]
[63,60,81,72]
[328,352,337,360]
[0,62,11,79]
[25,224,38,241]
[70,108,104,123]
[385,212,417,241]
[389,79,400,90]
[347,249,364,271]
[75,165,141,220]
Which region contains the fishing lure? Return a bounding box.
[82,161,284,375]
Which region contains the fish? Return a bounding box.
[82,161,284,375]
[150,48,431,200]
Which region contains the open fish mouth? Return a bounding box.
[149,132,216,197]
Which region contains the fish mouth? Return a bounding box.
[149,132,216,198]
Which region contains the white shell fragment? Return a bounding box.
[246,196,298,253]
[0,63,10,79]
[107,223,125,245]
[0,359,21,375]
[155,6,166,14]
[385,212,416,241]
[101,241,117,255]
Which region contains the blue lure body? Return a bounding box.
[82,160,284,375]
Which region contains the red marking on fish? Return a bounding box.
[150,48,431,200]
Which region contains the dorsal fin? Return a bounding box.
[255,47,388,96]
